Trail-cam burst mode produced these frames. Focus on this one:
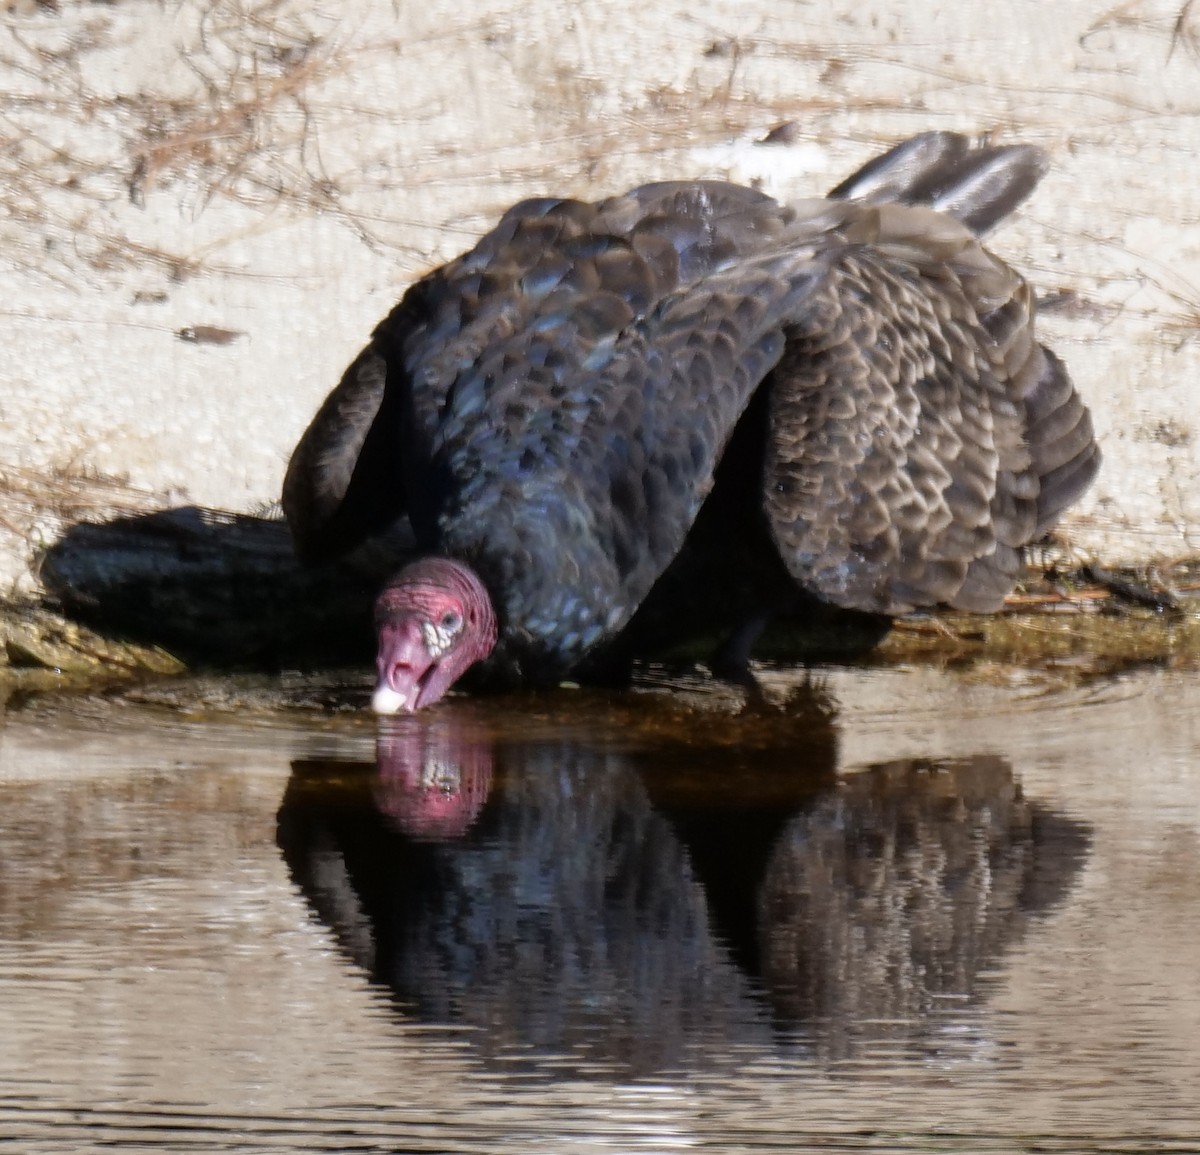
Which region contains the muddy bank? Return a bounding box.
[5,522,1197,709]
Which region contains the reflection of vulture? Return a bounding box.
[282,132,1099,711]
[276,707,1090,1075]
[277,743,777,1076]
[758,757,1091,1059]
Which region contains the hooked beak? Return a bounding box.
[371,617,435,715]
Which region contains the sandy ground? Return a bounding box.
[2,0,1199,595]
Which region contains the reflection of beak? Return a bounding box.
[372,617,435,715]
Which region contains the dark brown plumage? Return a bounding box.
[282,132,1100,710]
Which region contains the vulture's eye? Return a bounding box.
[440,611,463,632]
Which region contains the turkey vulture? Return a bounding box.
[283,132,1100,713]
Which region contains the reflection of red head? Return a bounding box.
[373,719,494,841]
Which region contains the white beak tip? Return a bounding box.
[371,685,410,715]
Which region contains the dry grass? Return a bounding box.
[0,461,158,524]
[0,461,161,594]
[126,3,331,212]
[0,1,364,281]
[5,0,1193,288]
[0,4,755,284]
[1083,0,1200,61]
[1154,271,1200,347]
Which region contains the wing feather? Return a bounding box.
[763,201,1096,614]
[281,347,401,563]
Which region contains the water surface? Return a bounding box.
[1,665,1198,1153]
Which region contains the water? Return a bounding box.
[1,664,1198,1153]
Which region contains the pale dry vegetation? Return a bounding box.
[0,1,740,285]
[3,0,1195,284]
[0,0,356,281]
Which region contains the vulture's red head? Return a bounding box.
[371,558,498,714]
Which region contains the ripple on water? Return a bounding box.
[1,667,1199,1152]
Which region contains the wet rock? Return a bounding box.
[1,604,183,676]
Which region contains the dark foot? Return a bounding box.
[712,611,771,689]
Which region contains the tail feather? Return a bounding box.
[826,132,966,203]
[1036,447,1101,538]
[1023,348,1101,536]
[829,131,1050,235]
